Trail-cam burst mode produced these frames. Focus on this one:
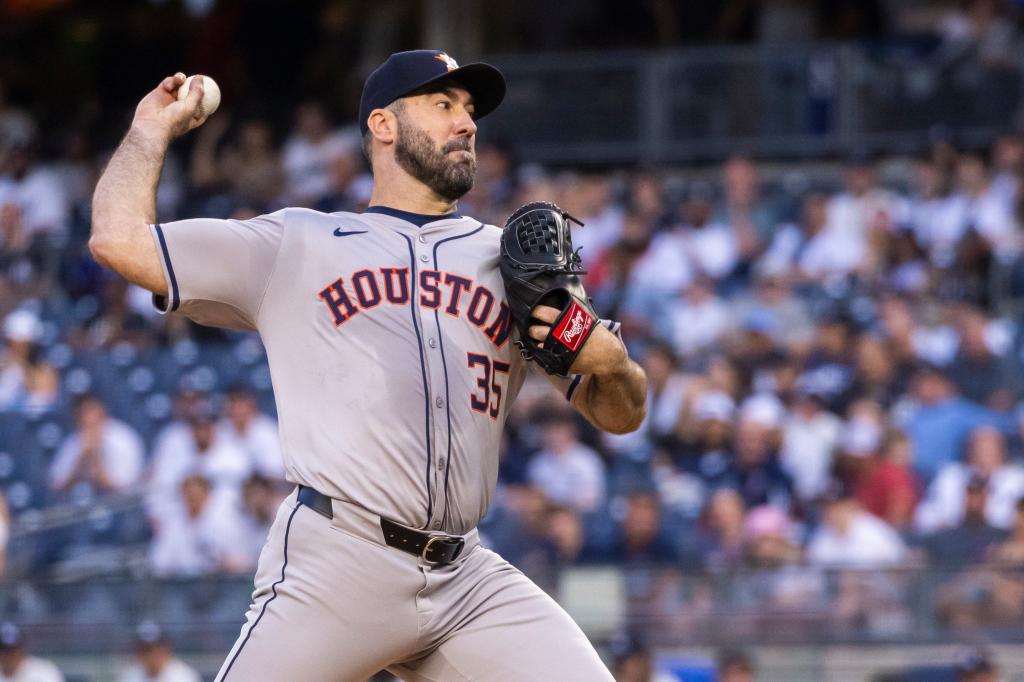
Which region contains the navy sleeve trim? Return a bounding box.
[566,374,584,402]
[153,224,180,312]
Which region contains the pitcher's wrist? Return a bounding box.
[127,122,173,151]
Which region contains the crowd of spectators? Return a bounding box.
[6,43,1024,644]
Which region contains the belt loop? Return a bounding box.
[297,485,334,520]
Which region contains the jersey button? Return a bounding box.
[419,253,429,262]
[437,460,445,470]
[418,235,427,244]
[435,396,444,408]
[433,522,441,530]
[428,338,437,348]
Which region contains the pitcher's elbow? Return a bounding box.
[625,403,648,433]
[605,405,647,435]
[88,234,113,268]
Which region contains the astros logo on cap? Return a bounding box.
[434,52,459,71]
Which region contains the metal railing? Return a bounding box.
[0,563,1021,654]
[482,43,1024,164]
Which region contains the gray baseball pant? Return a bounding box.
[214,488,613,681]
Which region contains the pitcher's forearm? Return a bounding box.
[580,359,647,435]
[90,127,170,294]
[89,71,206,292]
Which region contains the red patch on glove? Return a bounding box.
[552,301,594,352]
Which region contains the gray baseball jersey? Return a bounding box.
[150,207,593,535]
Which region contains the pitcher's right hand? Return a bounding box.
[130,72,208,144]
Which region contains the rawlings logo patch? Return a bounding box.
[552,301,593,352]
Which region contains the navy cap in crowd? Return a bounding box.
[359,50,506,135]
[0,622,23,649]
[135,620,167,648]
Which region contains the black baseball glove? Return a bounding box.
[499,201,599,376]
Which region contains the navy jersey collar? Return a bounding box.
[365,205,461,227]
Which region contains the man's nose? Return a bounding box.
[453,110,477,137]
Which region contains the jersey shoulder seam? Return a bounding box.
[253,208,289,324]
[331,209,377,226]
[288,206,340,221]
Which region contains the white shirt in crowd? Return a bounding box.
[685,223,739,279]
[966,187,1019,258]
[915,462,1024,533]
[761,223,864,279]
[664,294,730,356]
[781,410,843,501]
[147,423,251,517]
[909,323,960,366]
[909,188,1018,264]
[800,227,865,278]
[908,194,970,266]
[632,231,694,293]
[633,221,740,292]
[149,494,248,577]
[117,658,201,682]
[0,167,69,237]
[216,414,284,480]
[48,418,145,492]
[826,189,899,245]
[0,656,64,682]
[527,443,606,514]
[807,510,907,568]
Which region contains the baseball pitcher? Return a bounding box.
[90,50,647,681]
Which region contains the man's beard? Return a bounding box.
[393,115,476,202]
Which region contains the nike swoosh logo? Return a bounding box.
[333,228,368,237]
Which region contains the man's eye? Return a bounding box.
[437,101,450,109]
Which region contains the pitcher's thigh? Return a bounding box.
[216,504,418,682]
[394,561,613,682]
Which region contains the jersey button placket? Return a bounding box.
[420,239,447,534]
[413,250,443,534]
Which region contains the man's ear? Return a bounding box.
[367,109,396,145]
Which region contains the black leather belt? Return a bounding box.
[297,485,334,518]
[297,485,465,566]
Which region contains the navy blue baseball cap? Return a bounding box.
[0,623,22,649]
[359,50,506,135]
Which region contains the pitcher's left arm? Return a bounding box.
[533,307,647,434]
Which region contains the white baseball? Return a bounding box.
[177,74,221,117]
